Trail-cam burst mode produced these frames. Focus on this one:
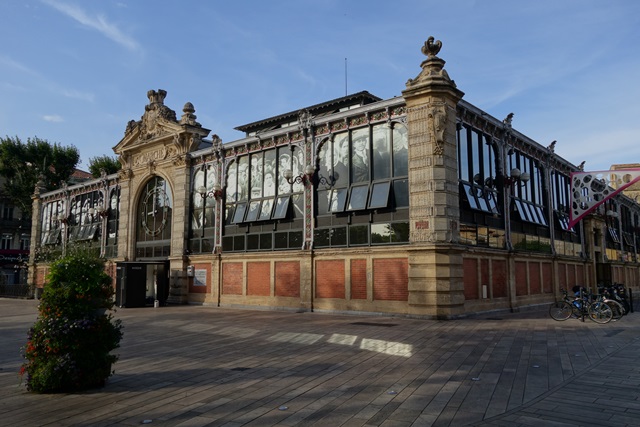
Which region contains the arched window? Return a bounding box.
[136,176,172,259]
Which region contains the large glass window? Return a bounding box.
[41,200,64,246]
[222,145,303,252]
[508,152,547,226]
[457,125,498,214]
[136,176,172,259]
[104,187,120,258]
[550,171,574,232]
[68,191,102,243]
[318,124,407,215]
[314,122,409,248]
[188,164,217,254]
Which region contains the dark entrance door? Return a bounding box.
[115,261,169,308]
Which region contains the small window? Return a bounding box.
[535,206,547,226]
[463,184,480,210]
[259,198,274,221]
[515,200,547,226]
[608,227,620,243]
[245,201,261,222]
[272,196,290,219]
[555,212,574,232]
[45,229,61,245]
[393,179,409,207]
[349,225,369,245]
[232,203,247,224]
[347,185,369,211]
[369,181,391,209]
[330,188,348,213]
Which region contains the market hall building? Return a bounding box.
[27,38,640,318]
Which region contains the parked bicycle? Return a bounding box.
[599,283,631,321]
[549,288,613,324]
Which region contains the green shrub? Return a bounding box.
[20,250,123,393]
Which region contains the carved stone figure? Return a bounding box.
[428,105,447,155]
[421,36,442,58]
[503,112,514,129]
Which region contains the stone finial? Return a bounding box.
[33,173,46,196]
[147,89,167,105]
[421,36,442,59]
[547,140,556,153]
[180,102,201,126]
[578,161,585,171]
[405,36,461,91]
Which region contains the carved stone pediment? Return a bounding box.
[113,89,211,177]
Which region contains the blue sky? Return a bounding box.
[0,0,638,171]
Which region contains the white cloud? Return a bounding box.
[0,54,95,102]
[43,114,64,123]
[61,89,95,103]
[0,55,40,77]
[42,0,140,52]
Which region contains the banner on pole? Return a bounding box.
[569,168,640,229]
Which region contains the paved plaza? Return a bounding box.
[1,298,640,426]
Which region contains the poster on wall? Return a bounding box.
[194,269,207,287]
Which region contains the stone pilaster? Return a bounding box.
[166,152,191,304]
[401,37,465,318]
[116,172,132,261]
[170,155,190,259]
[27,176,46,293]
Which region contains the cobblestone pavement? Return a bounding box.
[1,298,639,426]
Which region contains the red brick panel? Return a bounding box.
[529,262,542,295]
[373,258,408,301]
[515,261,528,296]
[558,263,567,290]
[542,263,552,293]
[247,262,270,296]
[567,264,576,288]
[36,266,48,287]
[480,259,489,295]
[577,265,585,285]
[492,260,508,298]
[463,258,479,300]
[275,261,300,297]
[350,259,367,300]
[222,262,243,295]
[316,260,345,299]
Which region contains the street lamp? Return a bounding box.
[196,183,225,200]
[503,168,530,188]
[283,165,315,186]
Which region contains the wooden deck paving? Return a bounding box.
[2,298,640,426]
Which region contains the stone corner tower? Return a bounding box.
[401,37,466,319]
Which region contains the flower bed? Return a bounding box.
[20,250,123,393]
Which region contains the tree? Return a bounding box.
[88,155,121,178]
[0,136,80,217]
